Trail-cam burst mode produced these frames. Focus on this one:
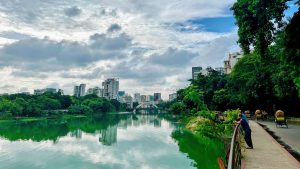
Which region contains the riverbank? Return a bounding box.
[0,114,87,123]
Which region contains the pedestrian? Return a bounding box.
[236,113,253,149]
[241,111,248,122]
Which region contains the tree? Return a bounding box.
[282,11,300,96]
[231,0,288,58]
[68,104,92,115]
[169,102,186,115]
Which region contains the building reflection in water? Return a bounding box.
[70,129,82,139]
[98,114,164,146]
[99,125,117,146]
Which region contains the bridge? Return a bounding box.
[226,120,300,169]
[135,101,159,109]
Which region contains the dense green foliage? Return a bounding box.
[0,93,126,119]
[167,1,300,118]
[231,0,288,57]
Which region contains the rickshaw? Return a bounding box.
[255,109,262,120]
[275,110,288,128]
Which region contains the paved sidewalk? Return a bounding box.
[243,121,300,169]
[258,120,300,153]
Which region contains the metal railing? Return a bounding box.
[227,123,242,169]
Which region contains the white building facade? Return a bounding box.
[102,78,119,100]
[224,52,243,74]
[74,84,86,97]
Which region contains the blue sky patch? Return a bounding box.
[285,1,298,18]
[188,17,236,33]
[170,16,236,33]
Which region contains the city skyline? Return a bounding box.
[0,1,297,99]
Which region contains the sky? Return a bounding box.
[0,0,293,99]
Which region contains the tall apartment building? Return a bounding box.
[192,67,202,79]
[145,95,151,102]
[154,93,162,101]
[87,87,103,97]
[134,93,141,103]
[102,78,119,100]
[140,95,147,102]
[58,89,64,95]
[224,52,243,74]
[123,94,133,109]
[74,84,86,97]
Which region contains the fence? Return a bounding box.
[227,123,242,169]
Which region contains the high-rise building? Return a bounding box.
[86,87,103,97]
[146,95,151,102]
[102,78,119,100]
[123,94,133,108]
[140,95,147,102]
[224,52,243,74]
[74,84,86,97]
[79,84,86,96]
[154,93,162,101]
[74,86,80,97]
[134,93,141,103]
[192,67,202,79]
[58,89,64,95]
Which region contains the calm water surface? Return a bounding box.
[0,113,224,169]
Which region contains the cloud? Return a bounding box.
[11,70,48,78]
[59,47,196,86]
[149,47,198,66]
[191,33,239,68]
[0,84,15,91]
[0,31,33,40]
[107,24,122,32]
[64,6,82,17]
[0,33,133,72]
[89,33,132,50]
[0,0,240,97]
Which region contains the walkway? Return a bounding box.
[258,120,300,153]
[243,121,300,169]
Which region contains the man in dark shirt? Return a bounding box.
[237,113,253,149]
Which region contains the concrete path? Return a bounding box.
[258,120,300,153]
[243,121,300,169]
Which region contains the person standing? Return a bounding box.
[236,113,253,149]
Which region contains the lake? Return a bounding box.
[0,113,225,169]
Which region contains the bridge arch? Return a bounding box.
[135,102,158,109]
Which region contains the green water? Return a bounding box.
[0,113,225,169]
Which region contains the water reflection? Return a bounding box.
[0,113,224,169]
[99,125,117,146]
[0,113,173,145]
